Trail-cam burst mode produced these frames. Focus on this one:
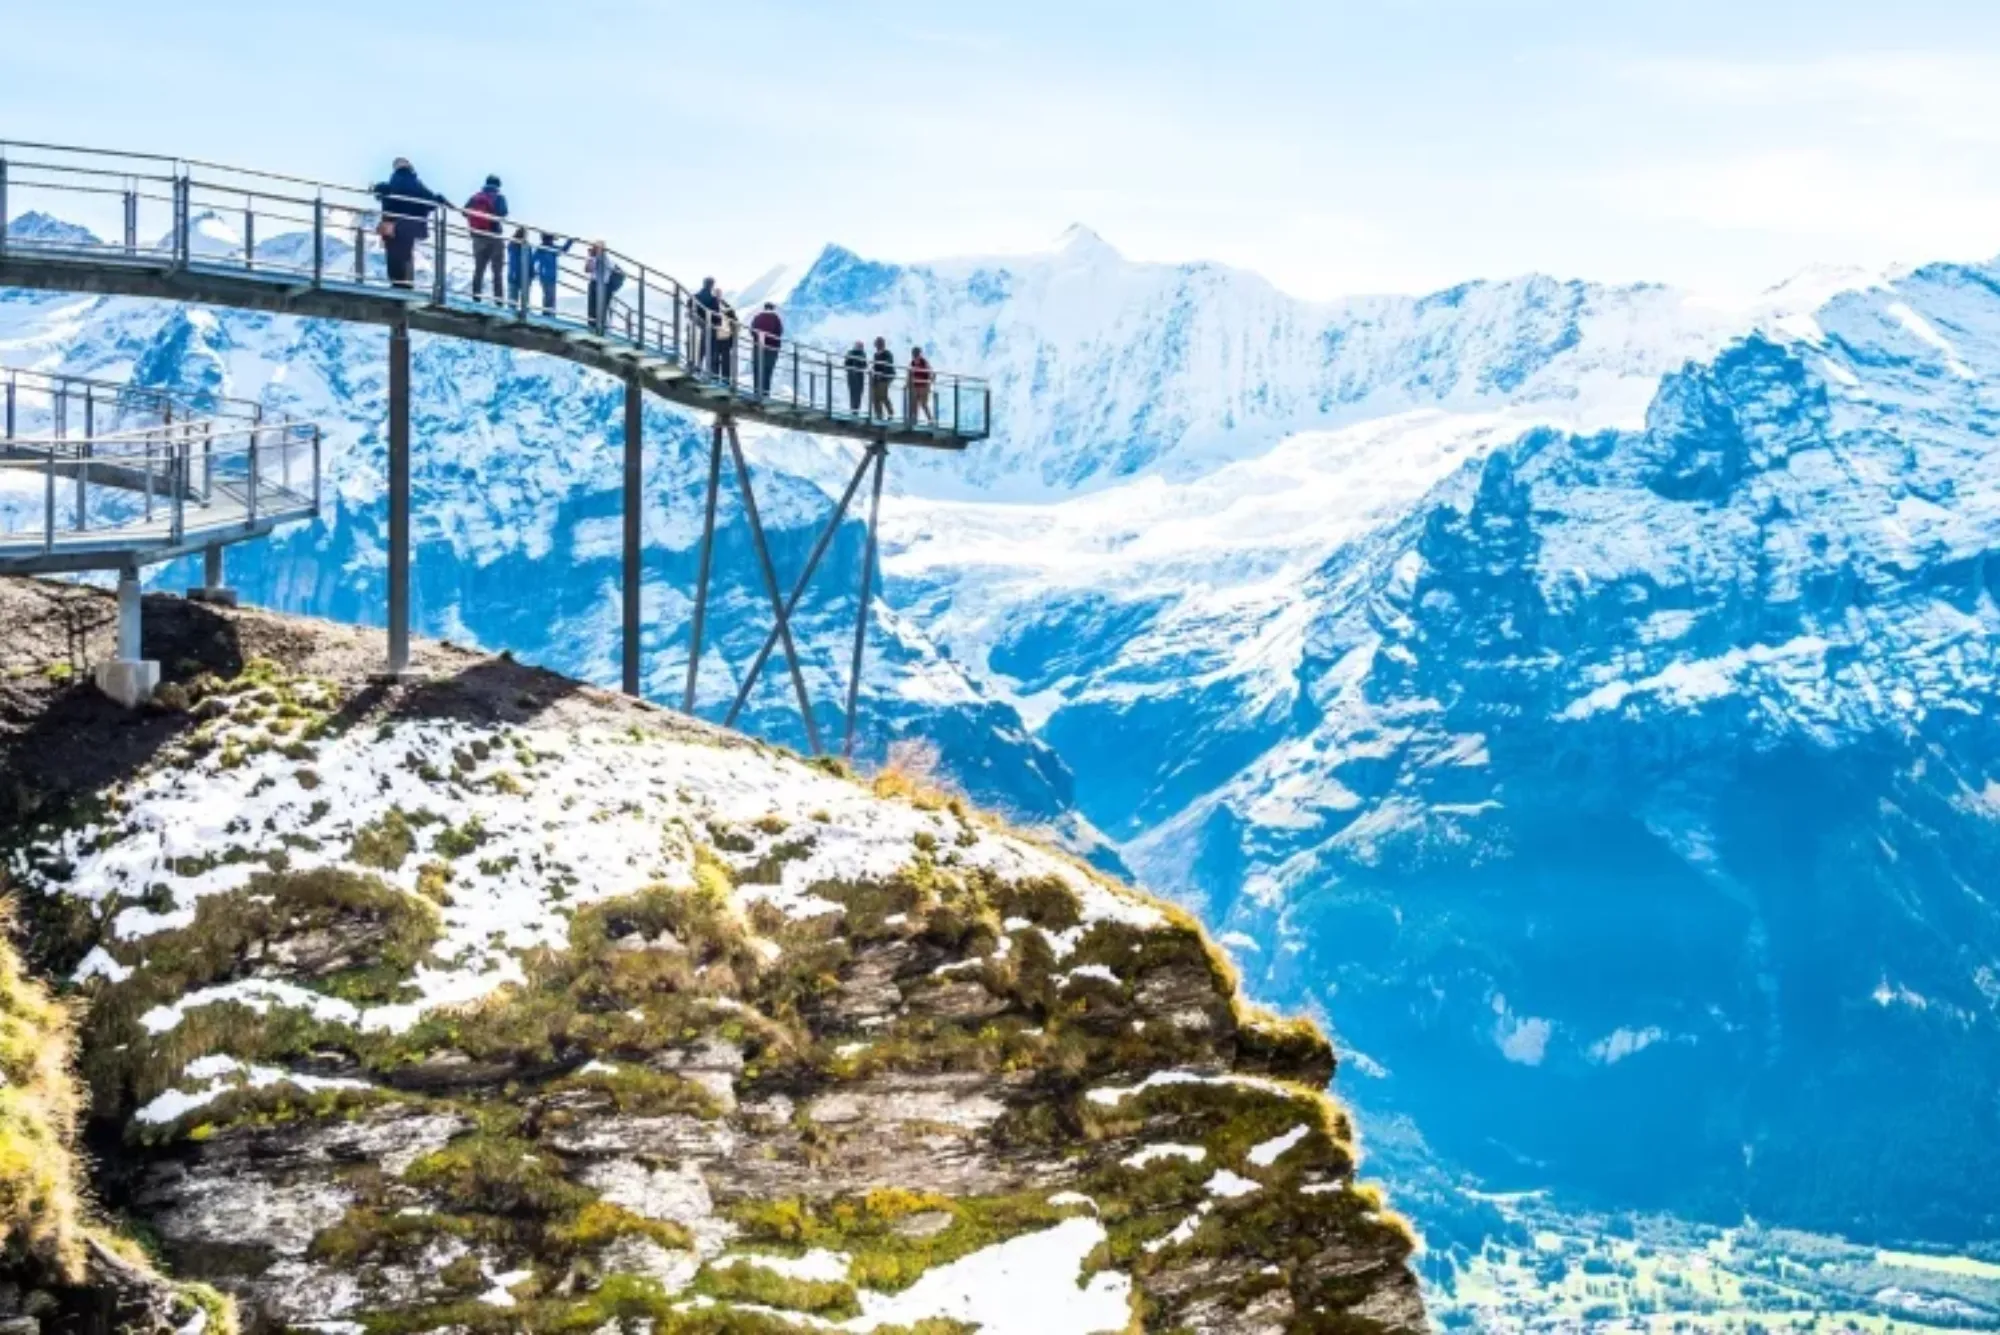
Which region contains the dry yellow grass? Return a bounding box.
[0,898,87,1281]
[868,739,964,814]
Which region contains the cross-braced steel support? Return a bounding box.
[722,421,822,755]
[724,441,883,732]
[682,420,892,758]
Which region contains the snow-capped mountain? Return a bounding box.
[772,225,1765,499]
[958,257,2000,1244]
[758,234,2000,1244]
[9,208,1998,1252]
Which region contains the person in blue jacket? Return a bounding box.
[530,231,573,313]
[369,158,447,289]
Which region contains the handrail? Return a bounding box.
[0,140,994,442]
[2,365,268,426]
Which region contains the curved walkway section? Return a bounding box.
[0,142,990,449]
[0,367,320,576]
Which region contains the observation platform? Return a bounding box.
[0,142,990,448]
[0,367,319,577]
[0,141,990,747]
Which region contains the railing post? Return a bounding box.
[171,435,185,543]
[672,289,682,364]
[42,446,54,554]
[354,219,366,283]
[76,386,93,531]
[4,372,13,440]
[243,199,255,270]
[432,215,446,304]
[312,195,324,285]
[202,420,213,501]
[173,173,190,267]
[124,187,137,252]
[312,426,322,517]
[954,381,961,435]
[247,427,260,524]
[637,266,647,347]
[144,432,155,522]
[0,155,8,260]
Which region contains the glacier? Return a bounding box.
[7,210,1999,1250]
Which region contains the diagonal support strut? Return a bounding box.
[722,420,825,756]
[843,442,889,759]
[723,443,880,730]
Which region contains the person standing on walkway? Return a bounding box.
[370,158,447,290]
[586,242,625,333]
[465,175,509,303]
[714,300,739,381]
[870,337,897,419]
[532,231,572,313]
[750,301,784,397]
[692,278,721,375]
[506,226,530,307]
[844,340,868,414]
[908,345,935,424]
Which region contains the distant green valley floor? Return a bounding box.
[1432,1199,2000,1333]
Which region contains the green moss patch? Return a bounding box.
[727,1188,1084,1295]
[693,1259,860,1319]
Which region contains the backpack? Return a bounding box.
[466,191,502,232]
[606,265,626,294]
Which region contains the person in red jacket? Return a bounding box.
[907,345,935,424]
[464,174,509,304]
[749,302,784,397]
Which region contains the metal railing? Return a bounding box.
[0,368,318,559]
[1,365,267,440]
[0,141,992,440]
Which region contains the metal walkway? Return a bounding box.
[0,367,320,576]
[0,143,990,751]
[0,143,989,448]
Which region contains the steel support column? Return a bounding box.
[116,568,143,661]
[843,442,889,759]
[386,317,412,675]
[723,421,823,756]
[622,376,643,696]
[682,418,725,713]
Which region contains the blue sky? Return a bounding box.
[7,0,2000,299]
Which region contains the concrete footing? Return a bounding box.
[188,546,237,606]
[93,658,161,709]
[96,569,160,708]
